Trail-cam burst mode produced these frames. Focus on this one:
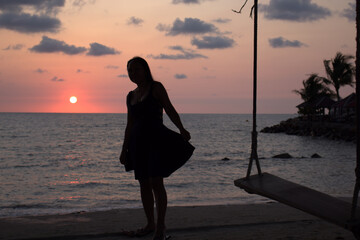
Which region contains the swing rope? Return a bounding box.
[245,0,262,179]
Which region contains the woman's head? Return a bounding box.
[127,57,154,84]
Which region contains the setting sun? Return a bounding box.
[69,96,77,104]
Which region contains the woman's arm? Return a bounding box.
[119,105,134,164]
[153,81,191,141]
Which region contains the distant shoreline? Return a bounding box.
[261,117,356,143]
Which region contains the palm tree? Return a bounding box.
[293,73,334,102]
[293,74,334,116]
[322,52,355,101]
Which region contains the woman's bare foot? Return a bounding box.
[153,225,168,240]
[122,223,155,237]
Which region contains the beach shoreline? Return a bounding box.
[0,203,356,240]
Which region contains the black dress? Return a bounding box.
[125,83,195,179]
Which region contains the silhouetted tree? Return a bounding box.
[293,73,334,102]
[322,52,355,101]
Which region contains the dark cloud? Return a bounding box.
[87,42,120,56]
[105,65,119,69]
[157,18,217,36]
[3,44,24,50]
[174,74,187,79]
[341,3,355,22]
[172,0,200,4]
[191,35,235,49]
[29,36,87,55]
[127,16,144,26]
[51,76,64,82]
[29,37,120,57]
[269,37,306,48]
[0,0,65,14]
[259,0,331,22]
[0,0,64,34]
[213,18,231,24]
[0,12,61,33]
[117,74,128,78]
[148,45,207,60]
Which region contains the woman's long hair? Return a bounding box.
[127,57,154,82]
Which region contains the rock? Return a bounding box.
[261,117,356,143]
[221,157,230,161]
[272,153,293,159]
[311,153,322,158]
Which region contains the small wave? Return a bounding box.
[55,181,112,189]
[78,182,111,188]
[0,203,51,210]
[10,135,29,139]
[13,164,41,169]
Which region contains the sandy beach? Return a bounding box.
[0,202,357,240]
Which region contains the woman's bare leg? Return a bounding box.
[139,178,156,231]
[151,177,167,238]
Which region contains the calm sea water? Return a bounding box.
[0,113,356,217]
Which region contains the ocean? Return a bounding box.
[0,113,356,217]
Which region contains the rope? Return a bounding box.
[243,0,262,178]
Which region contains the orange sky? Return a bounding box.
[0,0,356,113]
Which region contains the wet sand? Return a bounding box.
[0,203,356,240]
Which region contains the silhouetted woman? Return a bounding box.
[120,57,194,240]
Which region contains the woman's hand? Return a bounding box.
[119,149,127,165]
[180,128,191,141]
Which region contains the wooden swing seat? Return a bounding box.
[234,172,360,232]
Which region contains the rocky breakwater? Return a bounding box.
[261,117,356,143]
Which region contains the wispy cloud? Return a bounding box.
[191,35,235,49]
[76,69,89,73]
[148,45,207,60]
[127,16,144,26]
[174,73,187,79]
[172,0,213,4]
[341,3,355,22]
[117,74,128,78]
[3,44,24,50]
[259,0,331,22]
[29,36,87,55]
[269,37,306,48]
[51,76,64,82]
[157,18,217,36]
[105,65,119,69]
[87,42,120,56]
[172,0,200,4]
[71,0,96,10]
[213,18,231,24]
[35,68,47,74]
